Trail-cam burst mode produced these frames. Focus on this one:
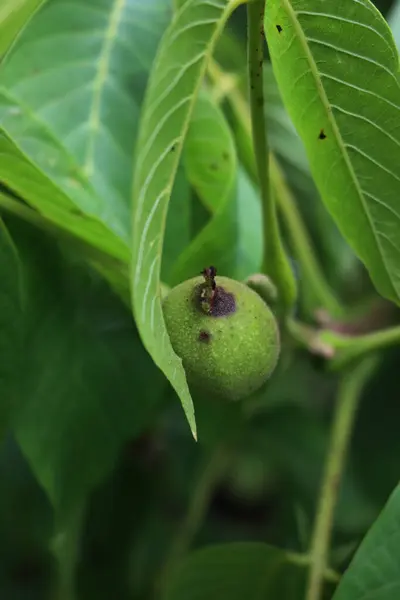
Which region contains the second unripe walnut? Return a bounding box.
[163,271,280,400]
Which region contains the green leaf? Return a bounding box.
[265,0,400,305]
[388,0,400,49]
[0,437,54,598]
[0,220,23,440]
[162,163,192,280]
[0,0,170,250]
[164,542,306,600]
[333,483,400,600]
[131,0,245,438]
[184,91,237,214]
[0,133,128,260]
[167,91,262,284]
[0,0,45,58]
[11,225,166,515]
[170,164,262,284]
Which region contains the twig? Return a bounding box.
[305,356,378,600]
[247,0,296,314]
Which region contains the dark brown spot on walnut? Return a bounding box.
[199,330,211,343]
[210,286,236,317]
[194,284,236,317]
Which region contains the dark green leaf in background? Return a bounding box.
[388,0,400,48]
[266,0,400,305]
[0,0,170,252]
[167,92,262,284]
[164,542,306,600]
[131,0,245,438]
[0,0,46,59]
[10,225,166,516]
[0,220,23,440]
[333,483,400,600]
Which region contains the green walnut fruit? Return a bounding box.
[163,271,280,400]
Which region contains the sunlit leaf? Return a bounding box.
[388,0,400,49]
[0,0,170,250]
[266,0,400,305]
[131,0,245,438]
[0,0,45,59]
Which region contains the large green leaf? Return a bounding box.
[11,225,166,516]
[0,0,45,58]
[0,220,23,439]
[265,0,400,305]
[0,0,170,250]
[0,0,44,59]
[131,0,245,438]
[388,0,400,48]
[164,543,306,600]
[333,483,400,600]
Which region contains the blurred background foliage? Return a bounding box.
[1,0,400,598]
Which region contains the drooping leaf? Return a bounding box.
[0,0,45,59]
[131,0,245,438]
[11,225,166,516]
[0,0,171,250]
[0,219,23,440]
[265,0,400,305]
[333,483,400,600]
[164,542,307,600]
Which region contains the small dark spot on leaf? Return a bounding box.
[259,59,263,68]
[199,330,211,343]
[276,24,283,33]
[170,144,176,152]
[318,129,327,140]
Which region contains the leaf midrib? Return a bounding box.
[281,0,398,299]
[84,0,127,178]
